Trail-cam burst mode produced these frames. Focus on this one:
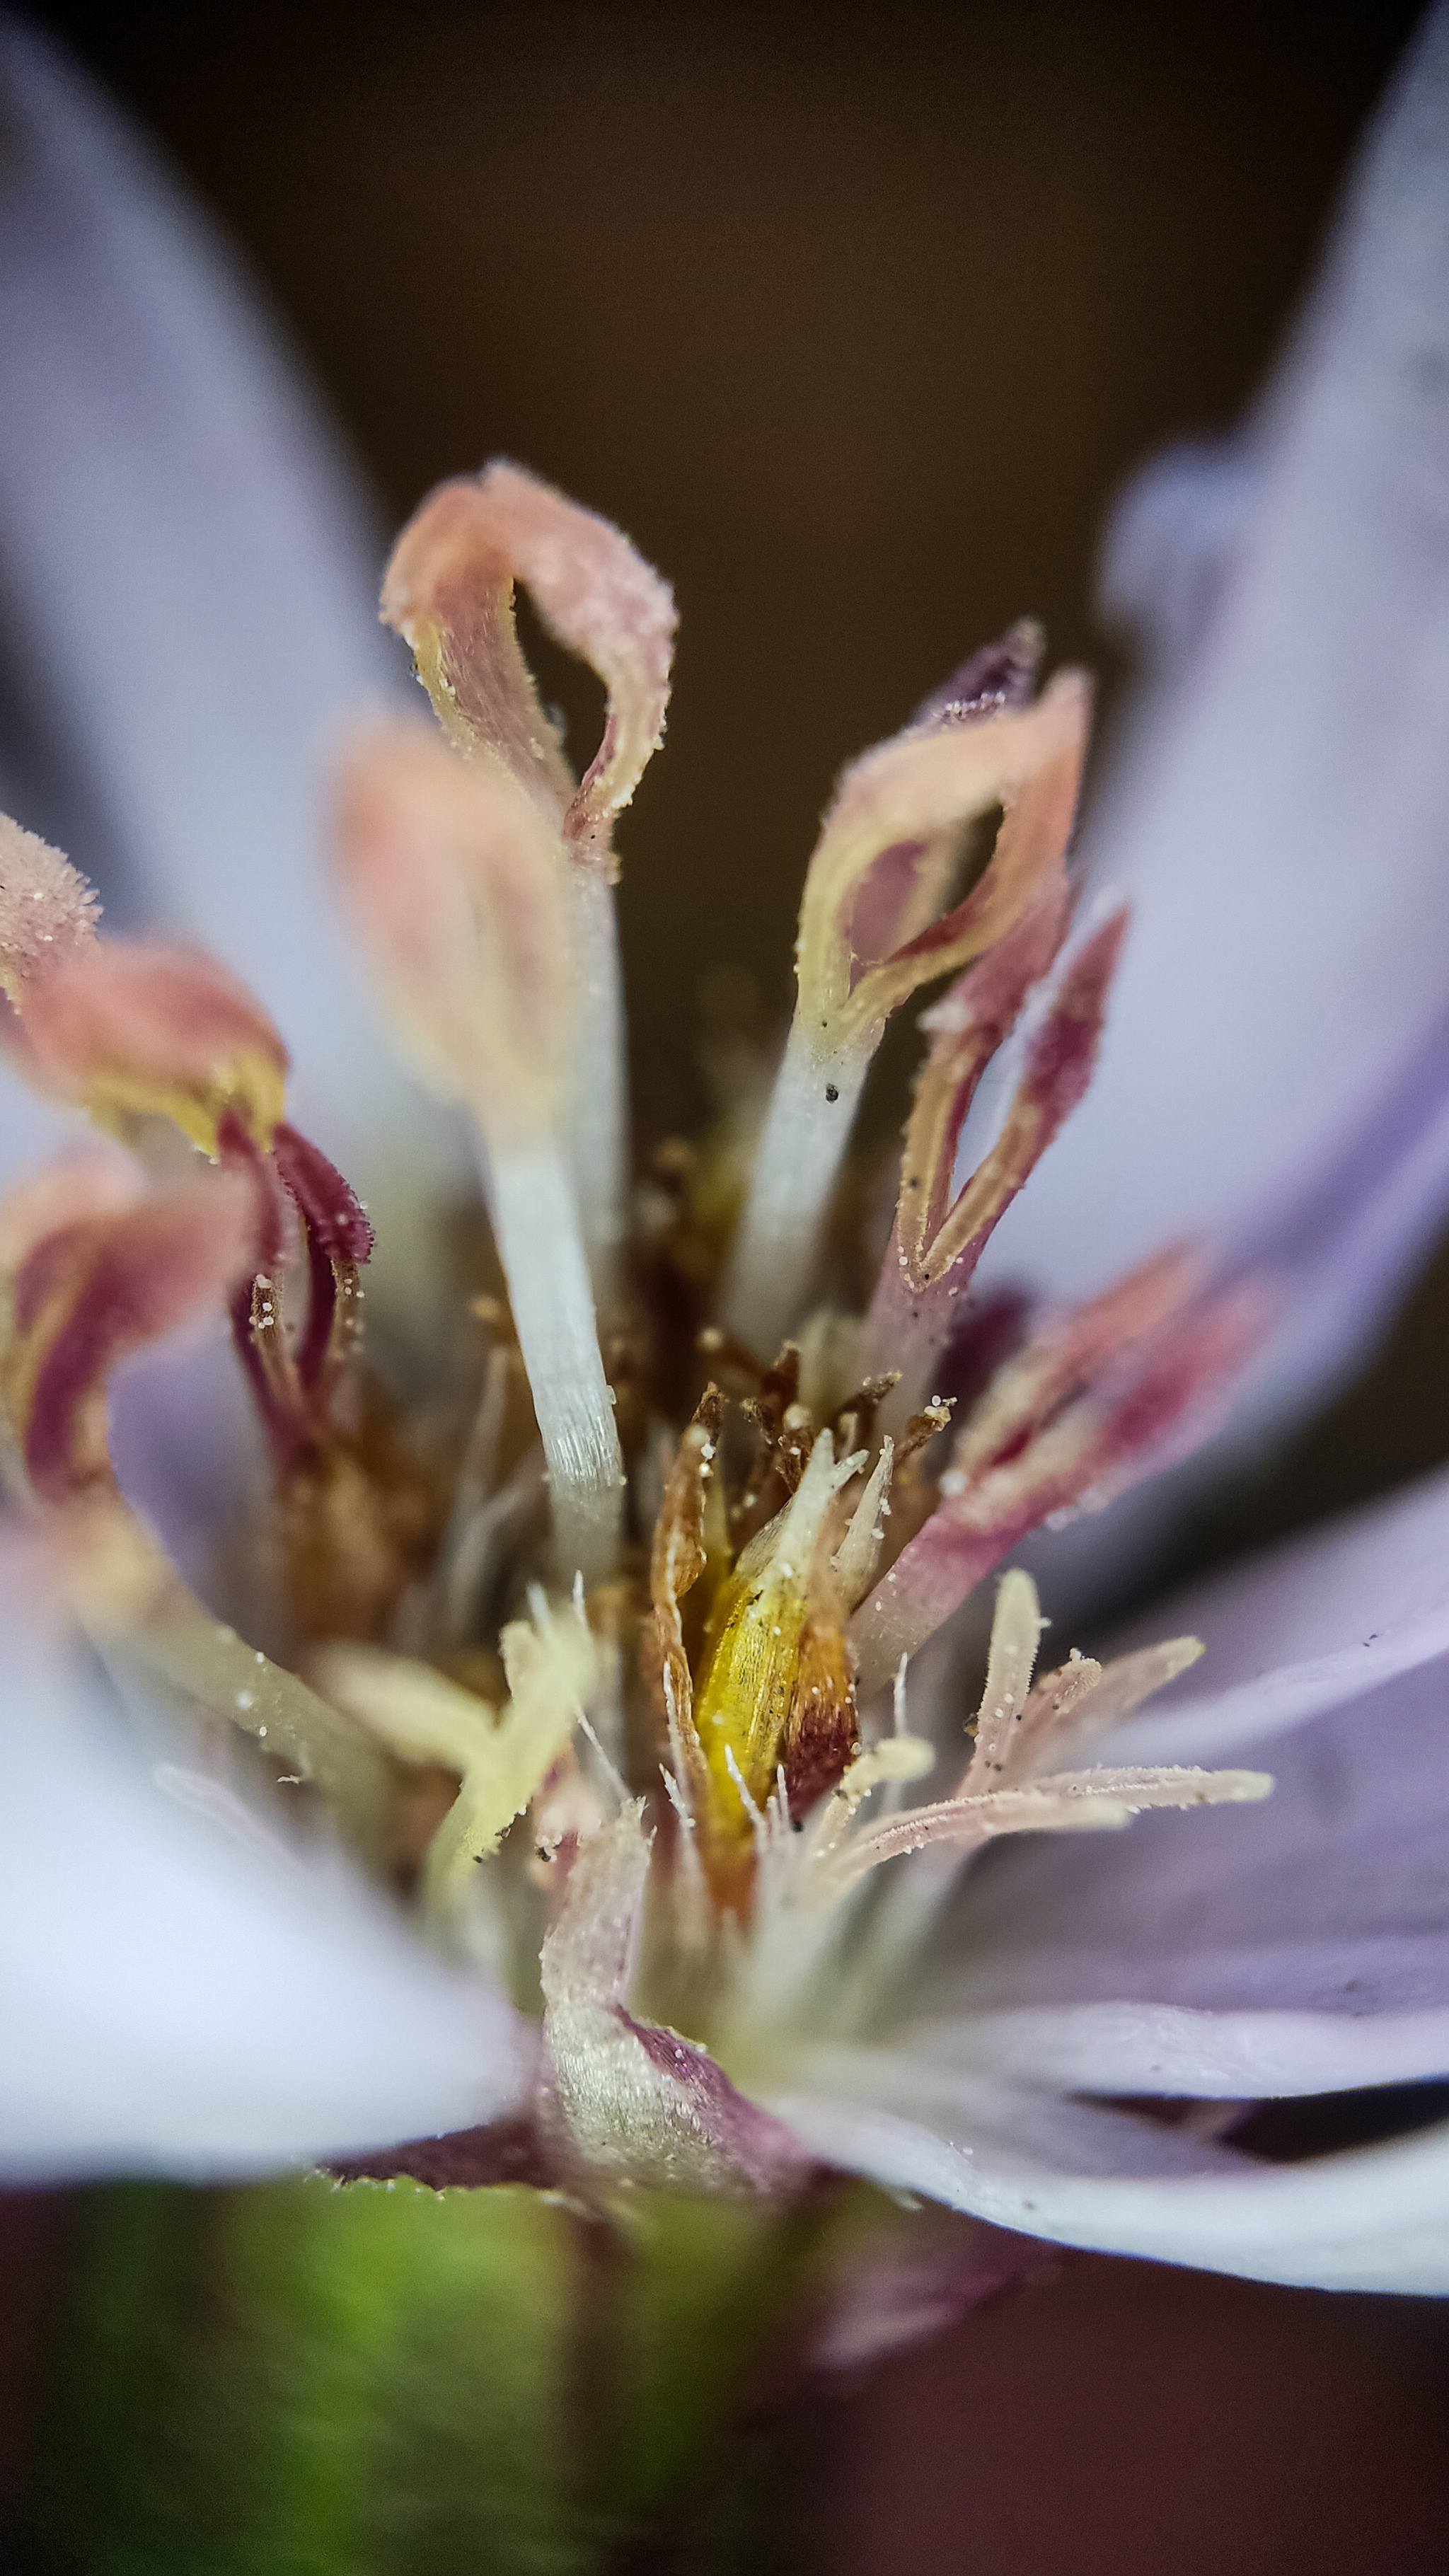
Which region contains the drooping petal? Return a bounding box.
[17,937,288,1153]
[899,1999,1449,2103]
[763,2063,1449,2292]
[0,1598,522,2180]
[2,1167,255,1500]
[381,460,676,870]
[335,723,624,1583]
[722,667,1090,1357]
[979,8,1449,1452]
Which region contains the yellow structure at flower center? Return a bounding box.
[691,1430,862,1851]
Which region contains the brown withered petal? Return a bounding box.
[2,1167,255,1501]
[18,937,288,1154]
[381,459,676,873]
[781,1609,860,1820]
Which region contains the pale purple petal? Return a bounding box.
[928,1651,1449,2028]
[0,23,465,1228]
[1101,1461,1449,1765]
[1,1619,523,2181]
[982,7,1449,1443]
[896,2001,1449,2100]
[766,2081,1449,2291]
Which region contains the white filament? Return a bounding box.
[486,1139,625,1586]
[721,1017,869,1356]
[566,869,629,1317]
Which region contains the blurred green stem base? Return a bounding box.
[19,2171,850,2574]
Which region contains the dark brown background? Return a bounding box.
[8,5,1449,2569]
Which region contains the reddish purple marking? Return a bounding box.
[326,2117,560,2191]
[217,1114,374,1457]
[933,1286,1032,1415]
[616,2010,816,2194]
[911,622,1043,732]
[272,1123,373,1395]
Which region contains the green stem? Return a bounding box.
[22,2172,850,2575]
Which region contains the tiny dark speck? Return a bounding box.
[825,1083,839,1102]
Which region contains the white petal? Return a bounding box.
[1100,1461,1449,1765]
[766,2080,1449,2291]
[1,1620,523,2181]
[903,1999,1449,2099]
[983,8,1449,1433]
[0,23,466,1235]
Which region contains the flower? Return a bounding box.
[3,9,1449,2309]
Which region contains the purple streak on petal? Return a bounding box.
[805,2212,1059,2373]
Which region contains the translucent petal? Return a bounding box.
[0,1618,521,2180]
[980,13,1449,1451]
[766,2075,1449,2292]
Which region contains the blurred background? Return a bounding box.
[8,4,1449,2569]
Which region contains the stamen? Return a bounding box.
[646,1387,725,1815]
[381,461,676,1310]
[1000,1634,1203,1781]
[0,810,99,1001]
[816,1761,1272,1900]
[335,728,625,1584]
[969,1568,1046,1777]
[870,906,1126,1425]
[693,1430,864,1847]
[323,1603,601,1925]
[722,662,1090,1356]
[831,1433,894,1609]
[851,1254,1261,1697]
